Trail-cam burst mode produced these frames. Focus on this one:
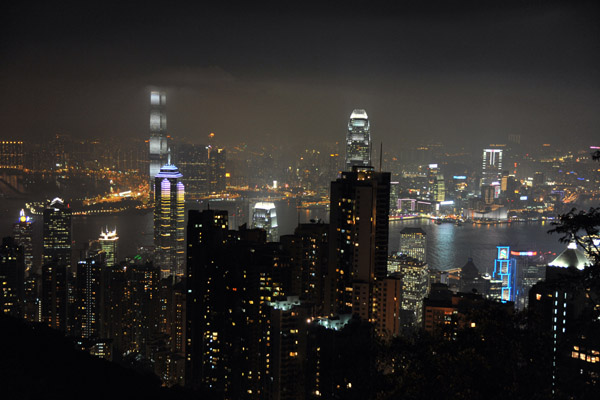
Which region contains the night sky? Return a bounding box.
[2,1,599,150]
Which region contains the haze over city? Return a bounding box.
[2,1,599,150]
[1,2,600,399]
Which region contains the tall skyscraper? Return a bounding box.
[42,260,68,331]
[43,197,72,267]
[154,164,185,279]
[13,209,33,273]
[492,245,517,303]
[399,227,427,263]
[482,148,503,185]
[327,166,390,319]
[149,91,169,194]
[99,227,118,268]
[252,202,278,242]
[345,109,371,170]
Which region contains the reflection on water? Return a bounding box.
[389,219,562,274]
[1,198,564,274]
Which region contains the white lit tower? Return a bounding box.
[149,91,169,197]
[99,228,118,268]
[13,209,34,273]
[252,202,279,242]
[154,163,185,279]
[345,109,371,170]
[481,148,503,185]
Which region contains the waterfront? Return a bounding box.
[1,197,568,275]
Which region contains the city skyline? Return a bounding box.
[2,2,599,150]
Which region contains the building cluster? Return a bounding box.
[1,98,599,398]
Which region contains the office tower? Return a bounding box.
[99,228,118,268]
[396,254,429,328]
[252,202,279,242]
[208,147,226,193]
[154,164,185,279]
[149,91,169,192]
[327,166,390,319]
[427,164,445,202]
[43,197,72,267]
[0,237,25,316]
[174,142,209,198]
[492,245,517,303]
[13,209,33,273]
[76,251,105,339]
[345,109,371,170]
[399,227,427,263]
[481,148,503,185]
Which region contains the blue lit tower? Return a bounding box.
[345,109,371,170]
[154,163,185,279]
[492,245,517,303]
[149,91,169,197]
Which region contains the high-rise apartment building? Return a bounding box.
[13,209,33,273]
[252,202,279,242]
[327,166,390,320]
[149,91,169,194]
[345,109,371,170]
[399,227,427,263]
[76,251,105,339]
[0,237,25,316]
[99,228,118,268]
[154,164,185,279]
[43,197,72,267]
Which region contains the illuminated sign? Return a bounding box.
[510,251,537,256]
[520,196,528,200]
[498,247,509,260]
[440,200,454,205]
[429,164,438,169]
[453,176,466,180]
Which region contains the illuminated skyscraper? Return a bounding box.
[399,227,427,263]
[482,148,503,185]
[43,198,72,267]
[345,109,371,170]
[13,209,33,273]
[149,91,169,195]
[154,164,185,278]
[99,227,118,268]
[492,245,517,303]
[252,202,278,242]
[327,166,390,319]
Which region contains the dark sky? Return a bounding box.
[2,1,599,151]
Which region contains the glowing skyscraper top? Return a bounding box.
[99,227,118,268]
[345,109,371,170]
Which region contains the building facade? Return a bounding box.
[345,109,371,170]
[154,164,185,278]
